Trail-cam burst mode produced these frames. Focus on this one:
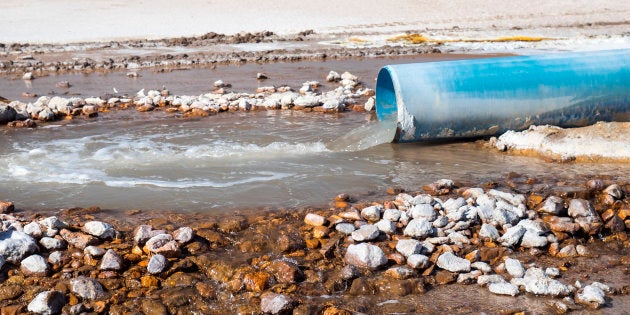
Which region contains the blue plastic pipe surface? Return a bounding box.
[375,49,630,143]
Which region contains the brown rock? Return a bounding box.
[478,247,505,265]
[59,229,99,249]
[0,305,23,315]
[556,244,578,258]
[0,285,23,300]
[0,201,14,213]
[195,229,227,246]
[266,259,303,284]
[243,271,273,292]
[195,281,216,299]
[141,298,168,315]
[605,216,626,233]
[217,215,248,233]
[277,232,305,253]
[304,213,327,226]
[141,275,160,288]
[7,119,36,128]
[312,226,329,239]
[435,270,457,284]
[544,216,580,234]
[348,277,376,295]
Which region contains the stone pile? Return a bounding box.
[0,71,376,128]
[302,178,630,311]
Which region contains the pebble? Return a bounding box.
[576,285,606,308]
[260,292,295,314]
[20,254,49,275]
[84,245,106,257]
[335,223,355,235]
[604,184,624,199]
[478,224,500,241]
[521,267,571,296]
[22,72,34,80]
[539,196,564,215]
[23,222,43,238]
[385,266,415,279]
[407,254,430,269]
[99,249,123,271]
[304,213,326,226]
[471,261,492,274]
[360,205,381,221]
[147,254,168,274]
[403,218,433,239]
[70,276,106,300]
[344,243,388,270]
[145,234,180,257]
[47,251,65,265]
[172,226,194,243]
[82,221,116,239]
[489,282,520,296]
[375,219,396,234]
[436,252,471,273]
[477,274,506,286]
[504,258,525,278]
[499,225,526,247]
[383,209,401,222]
[326,71,341,82]
[351,224,380,242]
[39,237,66,250]
[396,239,422,257]
[0,229,39,264]
[27,290,66,315]
[39,216,66,232]
[408,204,437,221]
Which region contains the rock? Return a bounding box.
[436,252,471,273]
[260,292,295,314]
[408,204,437,221]
[293,95,319,107]
[604,184,624,199]
[84,246,106,257]
[344,243,388,270]
[360,206,381,221]
[478,224,500,241]
[576,245,589,256]
[457,270,482,284]
[82,105,98,116]
[22,72,34,80]
[145,234,180,257]
[407,254,430,269]
[47,251,67,265]
[435,270,458,284]
[133,225,165,244]
[0,229,39,264]
[304,213,326,226]
[335,223,355,235]
[351,224,380,242]
[27,291,66,315]
[0,105,17,124]
[39,237,66,250]
[99,249,122,271]
[557,244,578,257]
[70,276,106,300]
[40,217,67,230]
[504,258,525,278]
[23,222,43,238]
[256,72,268,80]
[37,108,55,121]
[403,219,433,239]
[385,266,415,280]
[82,221,116,239]
[499,225,526,247]
[539,196,564,215]
[326,71,341,82]
[477,275,506,286]
[59,229,98,249]
[522,267,571,296]
[544,216,580,233]
[363,97,375,111]
[576,285,606,308]
[375,219,396,234]
[471,261,492,274]
[396,239,422,257]
[243,271,273,292]
[147,254,168,274]
[489,282,520,296]
[172,227,193,243]
[383,209,402,222]
[545,267,560,278]
[448,232,470,244]
[20,254,49,275]
[267,259,303,284]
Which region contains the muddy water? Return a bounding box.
[1,54,492,102]
[1,108,629,212]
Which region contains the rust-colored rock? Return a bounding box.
[59,229,99,249]
[0,201,15,213]
[243,271,273,292]
[266,259,303,284]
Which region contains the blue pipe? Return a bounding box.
[375,49,630,143]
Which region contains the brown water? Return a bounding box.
[1,55,629,212]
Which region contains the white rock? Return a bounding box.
[364,97,375,111]
[27,291,66,315]
[23,222,43,238]
[23,72,34,80]
[407,254,430,269]
[471,261,492,274]
[540,196,564,215]
[335,223,355,235]
[545,267,560,278]
[294,95,319,107]
[351,224,380,242]
[37,108,55,121]
[304,213,326,226]
[360,206,381,221]
[499,225,526,247]
[489,282,520,296]
[568,199,594,218]
[436,252,471,273]
[326,71,341,82]
[47,251,65,265]
[604,184,624,199]
[70,276,106,300]
[0,229,39,264]
[448,232,470,244]
[523,267,571,296]
[590,282,612,294]
[576,285,606,308]
[84,246,106,257]
[172,227,193,243]
[382,209,401,222]
[477,274,506,286]
[147,254,168,274]
[457,270,482,284]
[375,219,396,234]
[82,221,116,239]
[39,237,66,250]
[99,249,122,271]
[479,224,500,241]
[505,258,525,278]
[344,243,387,270]
[408,204,437,221]
[403,219,433,239]
[260,292,295,314]
[340,71,358,81]
[21,254,49,275]
[396,239,422,257]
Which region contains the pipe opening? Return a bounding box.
[375,67,399,142]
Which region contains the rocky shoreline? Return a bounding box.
[0,175,629,314]
[0,70,375,128]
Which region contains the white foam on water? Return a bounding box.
[0,133,328,188]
